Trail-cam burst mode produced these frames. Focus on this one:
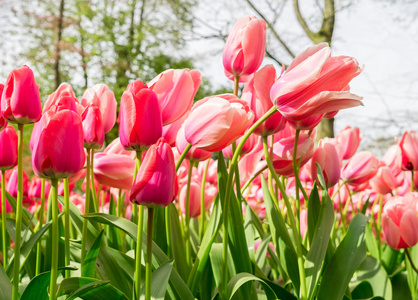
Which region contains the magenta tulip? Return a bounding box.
[311,139,340,188]
[1,65,42,124]
[28,176,51,199]
[32,105,85,179]
[184,94,254,152]
[43,83,76,112]
[399,131,418,171]
[382,193,418,250]
[0,126,18,171]
[6,167,28,198]
[81,104,104,149]
[119,80,162,151]
[270,43,363,128]
[130,138,178,207]
[223,16,266,82]
[0,84,7,131]
[93,153,135,190]
[341,151,378,186]
[241,65,286,136]
[148,69,201,125]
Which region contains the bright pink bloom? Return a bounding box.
[70,193,85,214]
[148,69,201,125]
[81,104,104,149]
[241,65,286,136]
[0,125,18,171]
[399,131,418,171]
[341,151,378,186]
[176,124,212,162]
[383,145,403,179]
[7,167,28,198]
[370,165,397,195]
[32,105,85,179]
[222,132,257,159]
[382,193,418,250]
[0,84,7,131]
[130,138,178,207]
[81,84,117,133]
[335,126,361,160]
[93,153,135,190]
[43,83,76,112]
[179,181,202,218]
[223,16,266,82]
[28,176,51,199]
[119,80,162,151]
[1,65,42,124]
[104,138,132,156]
[311,139,340,188]
[270,44,363,128]
[184,94,254,152]
[163,113,188,147]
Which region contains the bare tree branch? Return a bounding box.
[293,0,321,42]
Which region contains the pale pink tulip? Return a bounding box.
[370,165,397,195]
[93,153,135,190]
[179,181,202,218]
[104,138,132,156]
[335,126,361,160]
[176,123,212,162]
[341,151,378,186]
[399,131,418,171]
[311,139,340,188]
[222,132,257,159]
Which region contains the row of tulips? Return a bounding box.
[0,14,417,300]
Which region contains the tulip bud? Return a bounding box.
[0,126,18,171]
[93,153,135,190]
[1,66,42,124]
[81,104,104,149]
[0,84,7,131]
[130,138,178,207]
[335,126,361,160]
[341,151,378,186]
[311,139,340,188]
[7,167,28,198]
[399,131,418,171]
[43,83,76,112]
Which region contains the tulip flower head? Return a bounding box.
[399,131,418,171]
[81,104,105,149]
[0,125,18,171]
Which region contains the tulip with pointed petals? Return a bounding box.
[399,131,418,171]
[341,151,378,186]
[93,153,135,190]
[81,105,104,150]
[0,126,18,171]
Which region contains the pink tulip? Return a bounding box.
[223,16,266,82]
[0,84,7,131]
[238,139,264,182]
[184,94,254,152]
[341,151,378,186]
[28,176,51,199]
[399,131,418,171]
[370,165,397,195]
[0,126,18,171]
[270,43,363,128]
[1,65,42,124]
[32,104,85,179]
[0,188,12,213]
[43,83,76,112]
[93,153,135,190]
[163,113,188,147]
[179,181,202,218]
[148,69,201,125]
[130,138,178,207]
[104,138,132,156]
[119,80,162,151]
[383,145,403,179]
[222,132,257,160]
[176,124,212,162]
[81,104,104,149]
[70,193,85,214]
[311,139,340,188]
[7,167,28,198]
[241,65,286,136]
[335,126,361,160]
[81,84,117,133]
[382,193,418,250]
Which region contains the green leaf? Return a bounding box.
[107,197,122,250]
[20,269,62,300]
[350,256,392,300]
[317,214,368,300]
[365,223,379,260]
[261,175,300,292]
[210,243,236,290]
[255,234,272,269]
[6,191,37,229]
[81,229,104,277]
[142,260,174,300]
[106,247,135,280]
[0,263,12,300]
[391,271,412,300]
[305,192,334,298]
[306,183,321,245]
[227,273,277,300]
[406,244,418,300]
[153,207,168,254]
[381,246,399,276]
[169,204,188,281]
[244,203,255,264]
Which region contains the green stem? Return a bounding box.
[12,124,24,300]
[134,150,144,300]
[63,178,70,277]
[145,207,154,300]
[406,248,418,274]
[184,162,193,269]
[200,159,210,240]
[376,194,384,260]
[2,170,7,268]
[292,130,301,233]
[35,178,46,275]
[49,179,59,300]
[176,143,192,171]
[90,149,98,213]
[411,170,415,193]
[233,75,240,96]
[241,165,268,193]
[165,205,173,258]
[81,148,91,265]
[117,189,123,218]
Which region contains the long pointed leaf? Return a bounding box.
[81,229,104,277]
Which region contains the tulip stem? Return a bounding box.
[90,149,98,213]
[292,130,302,233]
[376,194,384,260]
[63,178,70,277]
[406,248,418,274]
[233,75,240,96]
[36,179,47,275]
[411,170,415,193]
[241,164,268,193]
[185,162,193,270]
[200,159,211,240]
[176,143,192,171]
[81,149,92,265]
[134,150,144,300]
[145,207,154,300]
[2,170,7,269]
[12,123,24,300]
[49,179,59,300]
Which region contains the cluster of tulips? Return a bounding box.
[0,14,418,300]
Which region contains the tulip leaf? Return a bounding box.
[244,203,255,264]
[317,213,368,300]
[20,269,63,300]
[306,183,321,245]
[106,197,122,250]
[106,247,136,280]
[365,223,379,260]
[210,243,236,291]
[406,244,418,300]
[153,207,168,254]
[381,246,399,276]
[6,191,37,229]
[226,273,278,300]
[82,212,194,300]
[261,175,300,292]
[305,191,334,298]
[141,260,174,300]
[81,229,104,278]
[0,263,12,300]
[169,203,188,281]
[254,234,272,269]
[391,272,412,300]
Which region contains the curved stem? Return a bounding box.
[406,248,418,274]
[81,148,91,265]
[176,143,192,171]
[200,159,210,240]
[2,170,7,268]
[12,124,24,300]
[184,161,193,269]
[292,130,301,233]
[145,207,154,300]
[242,164,268,193]
[64,178,70,277]
[49,179,59,300]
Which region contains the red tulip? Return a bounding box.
[81,84,117,133]
[1,66,42,124]
[399,131,418,171]
[382,193,418,250]
[311,139,340,188]
[184,94,254,152]
[0,126,18,171]
[119,80,162,151]
[81,104,104,149]
[93,153,135,190]
[148,69,201,125]
[241,65,286,136]
[223,16,266,82]
[341,151,378,186]
[32,105,85,179]
[270,43,363,129]
[130,138,178,207]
